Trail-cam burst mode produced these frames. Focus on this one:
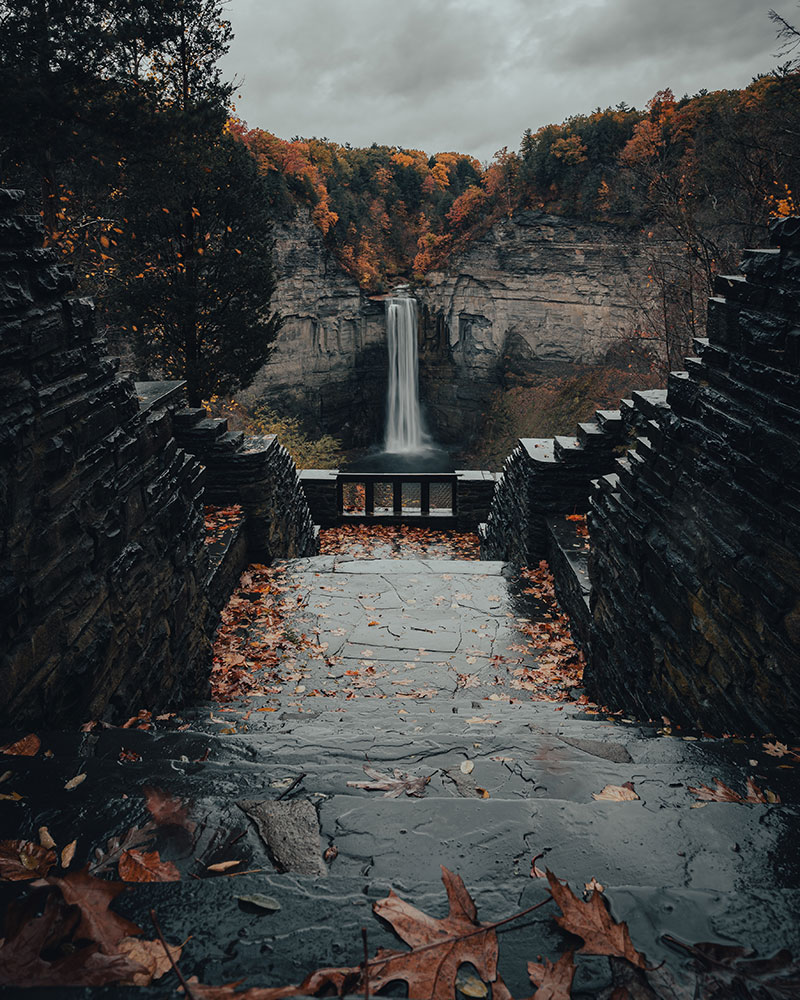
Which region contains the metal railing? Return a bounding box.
[337,472,457,520]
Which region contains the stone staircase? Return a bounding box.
[478,389,673,648]
[1,552,798,997]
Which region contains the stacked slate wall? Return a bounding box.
[586,218,800,738]
[0,190,212,726]
[172,408,319,562]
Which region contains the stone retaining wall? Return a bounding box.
[586,219,800,737]
[172,409,319,563]
[0,190,212,726]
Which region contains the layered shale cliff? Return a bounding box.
[240,208,385,446]
[416,211,649,442]
[246,209,649,449]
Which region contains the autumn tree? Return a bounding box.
[0,0,281,404]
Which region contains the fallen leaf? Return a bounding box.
[118,849,180,882]
[117,936,182,986]
[455,968,489,997]
[207,860,242,872]
[347,765,430,799]
[665,936,800,998]
[460,759,475,775]
[0,890,145,987]
[61,840,77,869]
[0,840,57,880]
[324,845,338,863]
[0,790,23,801]
[585,877,605,894]
[143,787,196,831]
[546,870,646,968]
[39,827,56,850]
[49,869,143,954]
[235,893,281,912]
[467,717,499,725]
[688,777,780,804]
[64,773,87,791]
[527,950,576,1000]
[0,734,40,756]
[592,782,639,802]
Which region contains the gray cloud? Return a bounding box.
[221,0,785,161]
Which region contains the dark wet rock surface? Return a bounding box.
[2,553,799,995]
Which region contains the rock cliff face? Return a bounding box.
[416,211,649,442]
[241,208,386,446]
[247,209,649,448]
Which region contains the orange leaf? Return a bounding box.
[117,937,183,986]
[0,733,40,756]
[118,849,180,882]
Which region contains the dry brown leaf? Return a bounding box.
[143,786,196,831]
[61,839,77,869]
[592,782,639,802]
[118,849,180,882]
[0,840,56,881]
[585,877,605,894]
[528,950,576,1000]
[64,773,86,791]
[117,936,182,985]
[346,765,430,799]
[0,733,41,756]
[689,777,781,804]
[0,890,146,987]
[546,870,646,968]
[207,860,242,872]
[39,827,56,849]
[48,869,142,954]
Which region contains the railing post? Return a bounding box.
[393,479,402,516]
[365,480,375,516]
[336,477,344,517]
[421,480,430,516]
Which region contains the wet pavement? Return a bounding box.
[1,540,799,997]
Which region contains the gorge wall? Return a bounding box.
[416,211,649,443]
[246,209,650,449]
[240,208,386,446]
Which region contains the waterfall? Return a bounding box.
[384,294,425,453]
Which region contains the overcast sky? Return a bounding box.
[221,0,787,163]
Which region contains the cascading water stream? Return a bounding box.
[384,294,425,453]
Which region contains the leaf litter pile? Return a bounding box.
[320,523,481,559]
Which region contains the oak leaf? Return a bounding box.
[0,840,56,880]
[527,950,576,999]
[118,849,180,882]
[48,869,142,954]
[361,866,513,998]
[689,777,781,804]
[546,870,646,968]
